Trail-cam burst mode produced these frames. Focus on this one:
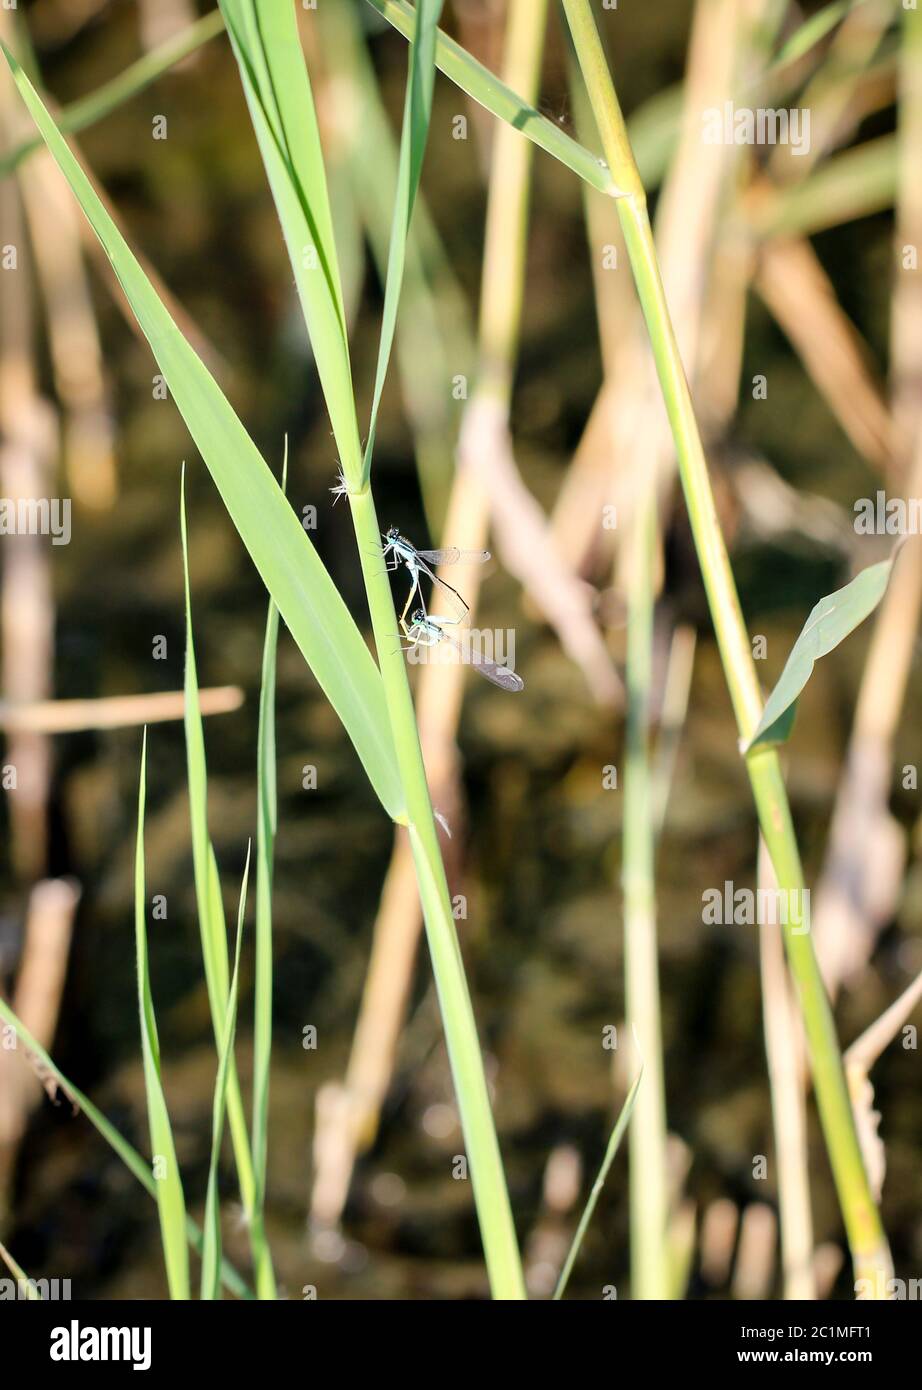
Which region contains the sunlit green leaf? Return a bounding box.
[746,558,894,750]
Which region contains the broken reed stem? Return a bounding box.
[561,0,891,1291]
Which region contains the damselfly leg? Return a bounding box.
[382,528,489,624]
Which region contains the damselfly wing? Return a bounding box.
[382,529,490,622]
[400,610,523,693]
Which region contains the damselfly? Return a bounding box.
[400,609,524,693]
[381,527,490,623]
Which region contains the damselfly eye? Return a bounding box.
[411,608,425,623]
[386,526,399,540]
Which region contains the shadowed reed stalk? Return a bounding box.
[561,0,890,1290]
[623,490,669,1299]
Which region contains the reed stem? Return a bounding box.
[347,485,526,1300]
[562,0,890,1289]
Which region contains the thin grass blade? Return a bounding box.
[134,729,190,1300]
[774,0,855,68]
[553,1068,643,1300]
[361,0,443,485]
[365,0,620,196]
[181,467,230,1027]
[201,846,250,1300]
[251,445,284,1300]
[181,469,275,1296]
[0,996,253,1299]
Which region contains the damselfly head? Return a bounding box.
[411,608,426,625]
[385,525,399,542]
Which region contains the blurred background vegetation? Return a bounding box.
[0,0,920,1299]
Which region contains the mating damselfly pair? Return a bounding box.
[381,527,524,693]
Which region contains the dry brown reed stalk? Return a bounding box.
[570,0,750,1298]
[547,378,622,578]
[732,1201,778,1300]
[72,151,229,383]
[546,99,633,577]
[460,396,623,706]
[663,1131,694,1276]
[138,0,199,56]
[842,964,922,1211]
[890,4,922,487]
[0,686,243,733]
[0,15,55,883]
[650,623,696,835]
[754,238,893,470]
[845,966,922,1077]
[700,1196,740,1289]
[740,7,901,475]
[0,877,81,1220]
[522,1143,582,1297]
[769,0,895,182]
[813,1241,846,1298]
[695,216,752,441]
[608,0,745,599]
[17,147,117,508]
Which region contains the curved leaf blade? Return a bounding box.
[366,0,621,196]
[746,557,894,751]
[219,0,363,484]
[1,44,404,821]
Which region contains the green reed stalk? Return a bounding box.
[345,487,525,1300]
[318,1,525,1298]
[561,0,890,1289]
